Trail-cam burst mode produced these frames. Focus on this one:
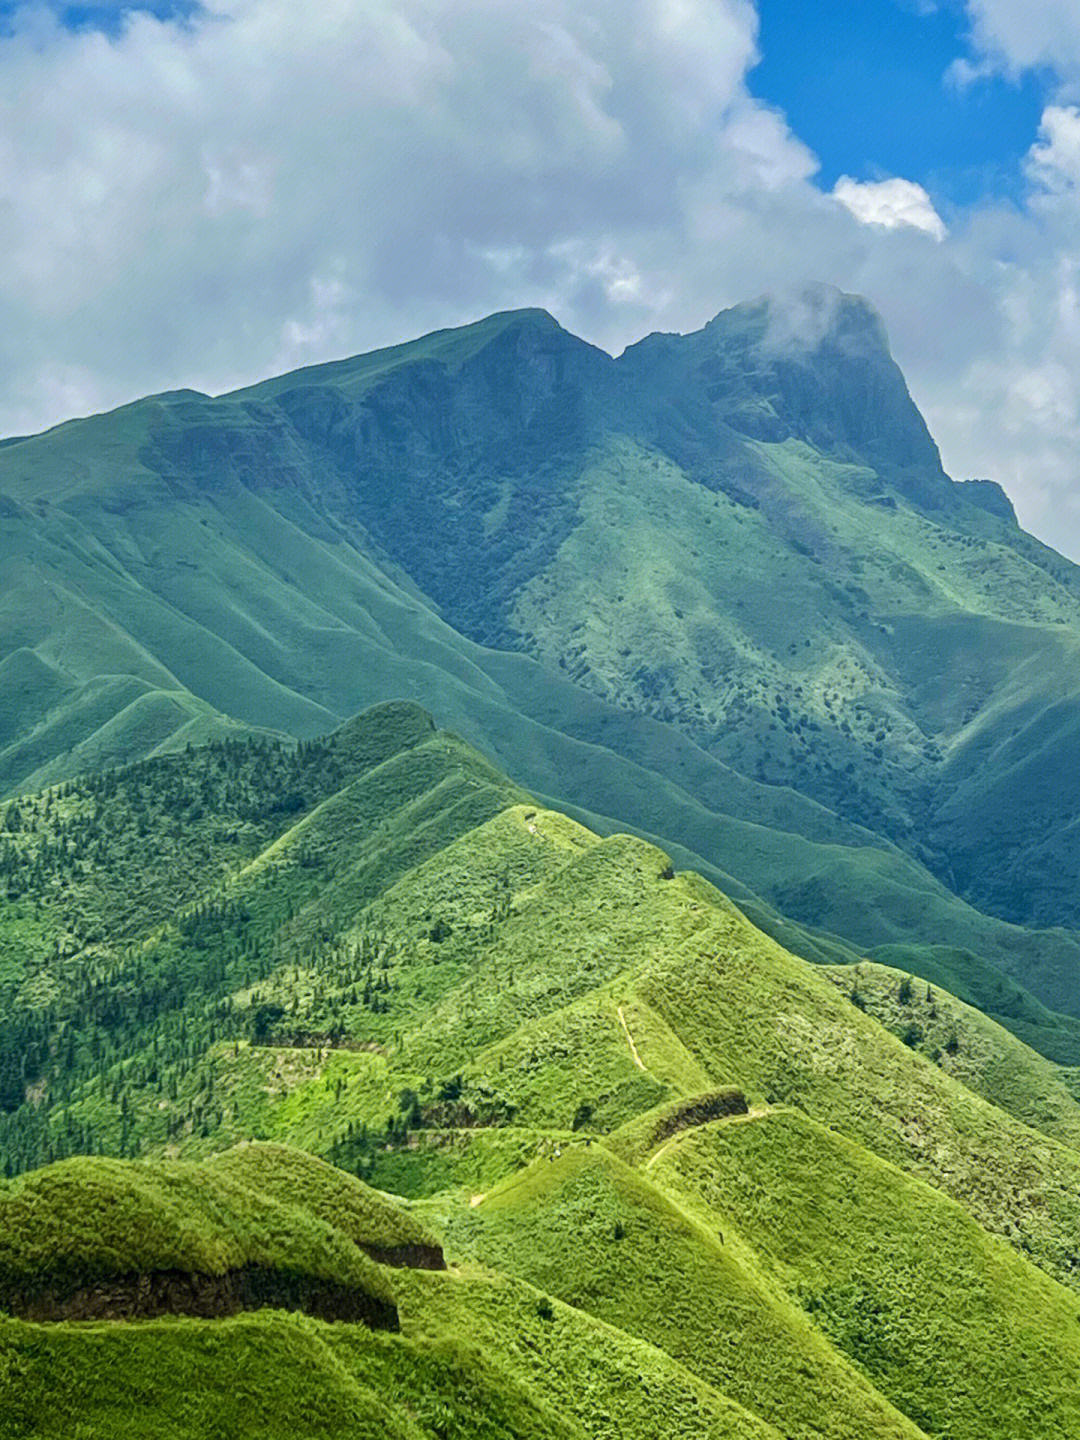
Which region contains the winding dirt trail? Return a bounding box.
[645,1105,781,1170]
[616,1005,646,1070]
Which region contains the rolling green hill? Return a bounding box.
[4,703,1080,1437]
[5,287,1080,1041]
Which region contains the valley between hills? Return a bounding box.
[5,290,1080,1437]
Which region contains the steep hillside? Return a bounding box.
[0,1150,399,1326]
[821,959,1080,1148]
[4,705,1080,1438]
[5,289,1080,1030]
[647,1109,1080,1440]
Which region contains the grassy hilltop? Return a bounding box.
[6,289,1080,1035]
[4,705,1080,1437]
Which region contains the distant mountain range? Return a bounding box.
[4,284,1080,1052]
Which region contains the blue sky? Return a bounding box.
[752,0,1046,206]
[0,0,196,33]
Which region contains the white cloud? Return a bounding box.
[960,1,1080,91]
[832,176,948,240]
[1027,106,1080,191]
[0,0,775,426]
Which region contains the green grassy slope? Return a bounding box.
[4,705,1080,1294]
[207,1143,441,1256]
[651,1109,1080,1440]
[821,959,1080,1147]
[5,292,1080,1034]
[621,875,1080,1290]
[445,1145,920,1440]
[0,1151,394,1315]
[1,1314,424,1440]
[391,1269,784,1440]
[0,1145,831,1440]
[0,1280,790,1440]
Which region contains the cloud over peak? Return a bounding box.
[832,176,948,241]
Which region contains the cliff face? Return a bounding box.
[1,1265,400,1328]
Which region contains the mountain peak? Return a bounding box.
[233,305,595,408]
[631,283,947,492]
[706,285,892,365]
[482,305,564,331]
